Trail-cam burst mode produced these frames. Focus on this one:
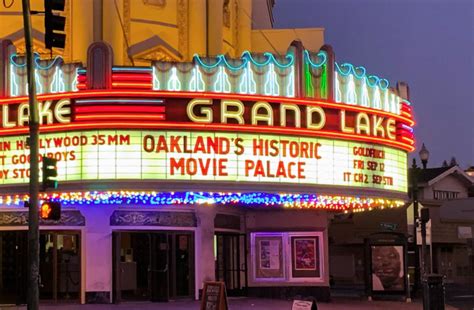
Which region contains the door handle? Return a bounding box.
[151,264,168,273]
[157,264,168,273]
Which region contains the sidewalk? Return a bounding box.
[0,297,461,310]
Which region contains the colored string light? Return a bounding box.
[0,191,405,212]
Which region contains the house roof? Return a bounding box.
[409,165,474,187]
[410,167,451,183]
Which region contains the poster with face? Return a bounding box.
[371,245,405,291]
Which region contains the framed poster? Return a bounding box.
[290,235,321,279]
[252,234,285,280]
[370,245,405,291]
[294,238,317,270]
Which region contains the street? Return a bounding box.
[0,297,467,310]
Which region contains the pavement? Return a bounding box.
[0,297,465,310]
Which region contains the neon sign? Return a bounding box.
[0,99,71,128]
[0,129,407,193]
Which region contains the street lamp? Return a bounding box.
[418,143,430,276]
[411,158,420,296]
[419,143,430,169]
[411,143,430,297]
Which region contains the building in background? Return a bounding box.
[407,165,474,285]
[0,0,414,305]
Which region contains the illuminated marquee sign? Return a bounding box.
[0,91,411,193]
[183,98,398,141]
[0,129,407,192]
[0,93,414,151]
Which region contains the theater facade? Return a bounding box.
[0,40,414,304]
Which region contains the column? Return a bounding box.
[207,0,223,56]
[195,205,216,299]
[188,0,207,57]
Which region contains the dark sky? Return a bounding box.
[273,0,474,168]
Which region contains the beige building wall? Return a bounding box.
[0,0,88,63]
[1,0,325,66]
[251,28,325,54]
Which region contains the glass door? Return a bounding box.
[169,233,194,298]
[0,231,27,305]
[215,233,247,296]
[39,231,81,302]
[113,231,194,303]
[150,233,169,302]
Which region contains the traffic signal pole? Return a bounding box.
[21,0,40,309]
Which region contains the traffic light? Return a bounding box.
[40,201,61,220]
[42,156,58,191]
[44,0,66,49]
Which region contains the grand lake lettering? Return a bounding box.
[186,98,397,140]
[0,99,71,128]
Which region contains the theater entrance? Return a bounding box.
[215,233,248,296]
[0,230,81,305]
[112,231,194,303]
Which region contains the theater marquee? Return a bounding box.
[0,129,406,192]
[0,91,412,192]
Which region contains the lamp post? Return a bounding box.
[411,143,430,296]
[418,144,430,277]
[411,158,420,296]
[419,143,429,170]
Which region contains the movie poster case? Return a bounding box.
[250,232,325,283]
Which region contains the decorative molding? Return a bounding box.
[110,210,196,227]
[128,35,182,62]
[142,0,166,7]
[223,0,231,28]
[63,0,72,62]
[177,0,188,60]
[0,210,85,226]
[135,47,177,62]
[123,0,132,65]
[233,0,239,56]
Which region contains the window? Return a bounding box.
[433,190,459,200]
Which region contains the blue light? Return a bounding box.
[193,50,295,71]
[304,50,327,68]
[219,55,248,71]
[112,67,153,72]
[10,52,63,70]
[335,61,390,90]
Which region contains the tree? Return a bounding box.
[449,157,458,167]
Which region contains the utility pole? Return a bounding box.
[411,159,420,296]
[21,0,40,309]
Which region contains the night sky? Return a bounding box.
[273,0,474,168]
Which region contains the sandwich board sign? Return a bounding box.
[292,299,318,310]
[200,281,228,310]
